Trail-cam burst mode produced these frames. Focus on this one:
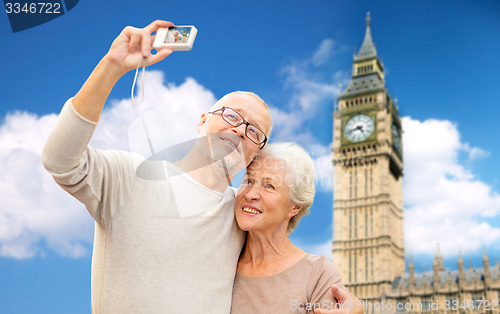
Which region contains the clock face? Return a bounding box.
[344,114,374,142]
[392,124,401,151]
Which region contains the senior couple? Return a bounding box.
[42,20,362,313]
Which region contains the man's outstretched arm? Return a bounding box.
[73,20,173,122]
[41,21,174,223]
[42,20,174,172]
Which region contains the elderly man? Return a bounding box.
[42,20,362,314]
[42,19,271,313]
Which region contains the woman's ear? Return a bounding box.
[288,204,302,218]
[196,113,207,134]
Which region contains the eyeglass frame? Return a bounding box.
[208,106,268,149]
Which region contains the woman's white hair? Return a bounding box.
[252,142,315,234]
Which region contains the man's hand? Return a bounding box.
[314,284,364,314]
[73,20,174,122]
[105,20,174,75]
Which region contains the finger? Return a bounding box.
[122,25,135,38]
[144,20,174,34]
[313,301,356,314]
[141,30,152,58]
[332,284,354,304]
[330,284,346,302]
[331,285,364,314]
[314,308,342,314]
[129,30,142,53]
[146,48,173,66]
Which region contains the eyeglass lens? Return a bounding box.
[221,108,265,144]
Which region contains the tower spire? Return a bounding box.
[355,12,378,61]
[339,12,385,98]
[458,250,464,266]
[458,251,465,288]
[409,255,415,292]
[484,248,491,287]
[433,243,445,272]
[483,248,490,263]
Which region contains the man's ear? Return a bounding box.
[196,113,207,134]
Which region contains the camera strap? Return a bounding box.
[131,63,155,156]
[131,65,146,107]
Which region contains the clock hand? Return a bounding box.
[347,125,364,134]
[347,126,360,134]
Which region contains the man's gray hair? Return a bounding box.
[253,142,315,234]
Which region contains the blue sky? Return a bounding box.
[1,0,500,313]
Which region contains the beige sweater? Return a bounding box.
[231,254,343,313]
[42,99,245,313]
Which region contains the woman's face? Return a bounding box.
[235,156,300,234]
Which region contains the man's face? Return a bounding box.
[197,93,271,166]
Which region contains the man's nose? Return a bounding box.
[232,124,246,139]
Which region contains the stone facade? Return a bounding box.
[387,250,500,313]
[332,13,500,313]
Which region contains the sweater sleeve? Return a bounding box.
[308,256,345,312]
[41,98,137,226]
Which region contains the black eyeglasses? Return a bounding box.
[208,106,268,148]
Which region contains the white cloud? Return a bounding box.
[0,111,92,259]
[268,107,312,143]
[310,142,335,191]
[293,239,333,261]
[314,152,334,191]
[463,143,490,160]
[272,39,344,192]
[403,117,500,257]
[7,40,498,264]
[0,38,345,259]
[0,71,216,259]
[277,39,343,119]
[95,71,216,153]
[312,39,336,67]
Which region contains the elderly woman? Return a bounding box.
[231,142,344,313]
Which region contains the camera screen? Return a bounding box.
[164,27,193,44]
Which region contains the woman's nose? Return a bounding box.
[245,185,261,201]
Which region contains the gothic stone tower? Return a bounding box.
[332,12,405,302]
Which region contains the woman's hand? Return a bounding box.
[314,284,364,314]
[104,20,174,75]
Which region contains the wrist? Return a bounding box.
[101,54,130,78]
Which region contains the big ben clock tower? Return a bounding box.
[332,13,404,303]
